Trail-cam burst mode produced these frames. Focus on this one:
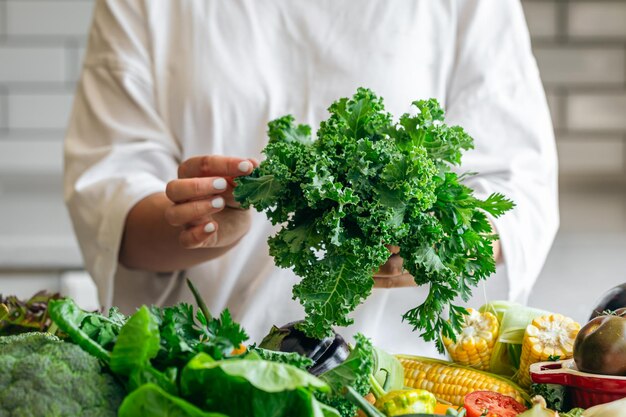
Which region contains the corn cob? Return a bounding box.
[517,313,580,388]
[442,308,499,371]
[397,355,528,406]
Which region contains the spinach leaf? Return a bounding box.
[181,353,331,417]
[110,306,160,376]
[128,365,179,396]
[118,383,227,417]
[48,298,111,362]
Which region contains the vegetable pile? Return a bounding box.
[4,290,626,416]
[234,88,514,349]
[0,282,393,417]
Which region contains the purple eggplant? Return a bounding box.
[259,321,349,376]
[590,283,626,320]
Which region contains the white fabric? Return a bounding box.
[64,0,558,355]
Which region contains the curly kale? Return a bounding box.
[0,332,124,417]
[235,88,514,350]
[247,346,315,371]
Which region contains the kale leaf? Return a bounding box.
[235,88,514,350]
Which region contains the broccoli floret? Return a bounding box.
[0,332,124,417]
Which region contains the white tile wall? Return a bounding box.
[8,92,74,129]
[0,93,6,130]
[6,1,94,37]
[569,2,626,38]
[534,46,625,85]
[567,93,626,131]
[0,2,7,38]
[557,137,625,174]
[0,46,66,83]
[521,1,558,39]
[545,92,561,129]
[0,139,63,172]
[523,0,626,183]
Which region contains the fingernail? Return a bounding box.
[211,197,225,209]
[204,223,216,233]
[238,160,252,173]
[213,178,227,190]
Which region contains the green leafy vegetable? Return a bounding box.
[0,332,124,417]
[118,383,227,417]
[181,353,332,417]
[80,307,126,350]
[0,291,62,336]
[110,306,160,376]
[235,88,514,349]
[48,298,112,362]
[248,346,315,370]
[372,346,404,392]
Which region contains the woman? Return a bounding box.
[64,0,558,356]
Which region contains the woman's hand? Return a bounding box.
[373,246,416,288]
[372,232,502,289]
[164,155,256,249]
[119,155,257,272]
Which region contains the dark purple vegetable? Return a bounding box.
[259,321,349,376]
[574,308,626,376]
[590,283,626,320]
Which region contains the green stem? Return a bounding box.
[369,374,386,400]
[47,322,59,336]
[186,279,213,321]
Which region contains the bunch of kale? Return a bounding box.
[235,88,514,350]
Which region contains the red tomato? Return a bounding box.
[464,391,527,417]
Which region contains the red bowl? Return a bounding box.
[530,359,626,409]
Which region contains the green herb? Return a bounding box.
[530,383,568,411]
[235,88,514,350]
[80,307,126,350]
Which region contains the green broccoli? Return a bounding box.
[0,332,124,417]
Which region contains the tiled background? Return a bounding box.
[523,0,626,184]
[0,0,625,320]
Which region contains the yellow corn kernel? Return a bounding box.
[517,314,581,388]
[442,308,499,371]
[397,355,527,406]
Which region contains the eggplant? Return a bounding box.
[590,283,626,320]
[574,308,626,376]
[259,321,349,376]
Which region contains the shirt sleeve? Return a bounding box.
[445,0,559,303]
[64,0,180,309]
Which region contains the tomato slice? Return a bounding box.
[464,391,527,417]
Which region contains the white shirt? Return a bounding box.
[64,0,558,356]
